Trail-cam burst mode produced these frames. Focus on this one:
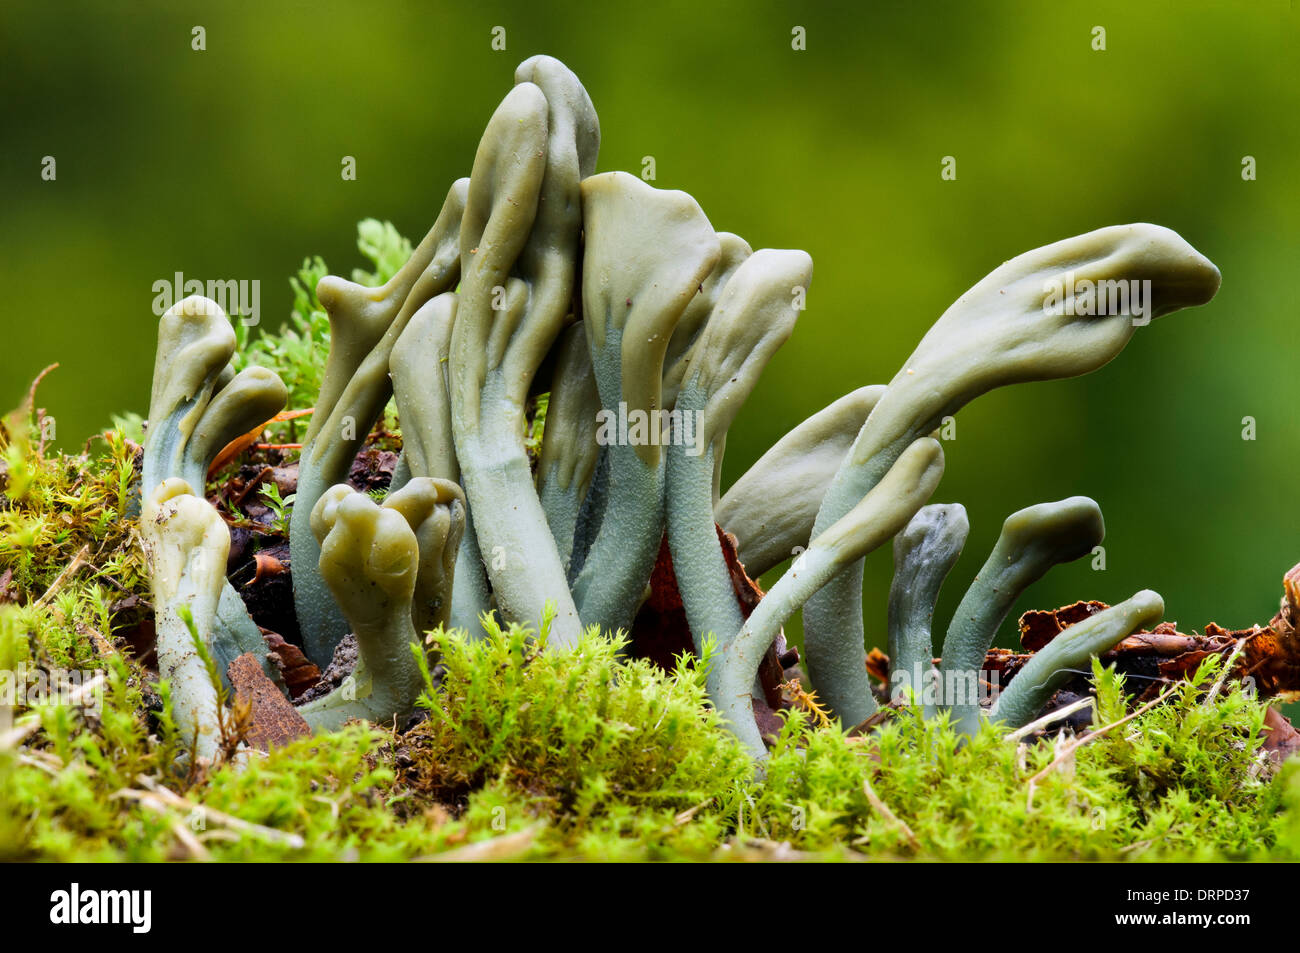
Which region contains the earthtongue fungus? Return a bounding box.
[140,478,233,764]
[536,323,601,575]
[988,590,1166,730]
[448,60,598,649]
[296,479,463,733]
[715,384,883,579]
[660,233,755,416]
[664,248,812,661]
[142,296,236,496]
[133,54,1225,764]
[568,172,719,636]
[886,503,969,719]
[720,437,946,758]
[143,297,287,684]
[938,496,1106,736]
[289,178,467,665]
[799,224,1221,736]
[387,293,492,634]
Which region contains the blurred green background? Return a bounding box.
[3,0,1297,657]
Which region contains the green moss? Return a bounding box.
[405,618,753,858]
[1,564,1289,860]
[750,657,1279,860]
[0,413,143,603]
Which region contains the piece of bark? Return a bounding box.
[228,652,311,751]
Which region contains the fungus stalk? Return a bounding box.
[291,180,467,664]
[717,437,945,758]
[140,479,231,764]
[990,590,1165,729]
[568,172,720,634]
[664,249,811,655]
[449,59,598,646]
[144,296,287,682]
[297,478,463,732]
[536,323,602,574]
[716,385,884,578]
[389,293,493,633]
[886,503,968,718]
[939,496,1104,735]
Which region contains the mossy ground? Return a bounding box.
[2,222,1295,862]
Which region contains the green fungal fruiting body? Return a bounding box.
[799,224,1219,731]
[886,503,969,718]
[112,55,1224,769]
[569,172,719,636]
[938,496,1106,736]
[665,248,810,667]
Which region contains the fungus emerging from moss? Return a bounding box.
[938,496,1106,736]
[139,478,231,763]
[568,172,719,635]
[133,55,1222,764]
[291,180,467,663]
[799,224,1220,732]
[143,297,287,683]
[722,437,945,757]
[666,248,812,662]
[297,478,463,732]
[989,589,1166,729]
[886,503,969,719]
[448,62,597,647]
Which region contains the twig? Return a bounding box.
[16,751,61,775]
[420,824,541,862]
[1205,635,1251,705]
[862,774,920,851]
[168,818,213,861]
[76,624,117,658]
[230,465,275,510]
[674,798,711,826]
[0,719,40,751]
[731,837,820,861]
[1026,685,1176,810]
[35,543,90,606]
[121,774,305,849]
[1003,695,1095,744]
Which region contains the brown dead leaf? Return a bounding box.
[208,408,313,477]
[1019,600,1109,651]
[0,568,17,604]
[1262,706,1300,763]
[262,631,321,700]
[627,526,795,740]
